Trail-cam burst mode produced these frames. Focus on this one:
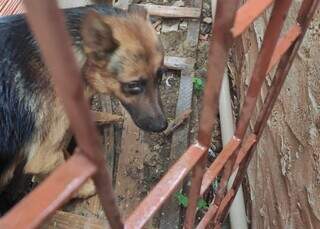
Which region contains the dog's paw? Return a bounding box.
[73,179,96,199]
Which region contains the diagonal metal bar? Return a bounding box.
[233,134,257,171]
[255,0,319,139]
[196,203,218,229]
[125,143,207,229]
[200,137,241,196]
[212,0,293,223]
[267,24,302,73]
[216,1,319,224]
[0,152,96,229]
[235,0,293,139]
[195,135,255,228]
[197,0,240,147]
[232,0,274,37]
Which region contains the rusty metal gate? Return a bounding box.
[0,0,319,228]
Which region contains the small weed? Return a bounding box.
[175,190,209,211]
[176,191,188,207]
[197,198,209,210]
[192,77,204,96]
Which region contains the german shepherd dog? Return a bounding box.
[0,4,167,198]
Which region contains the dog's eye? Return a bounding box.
[122,80,146,95]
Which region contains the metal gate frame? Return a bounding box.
[0,0,318,228]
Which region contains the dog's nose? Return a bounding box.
[143,115,168,133]
[154,117,168,132]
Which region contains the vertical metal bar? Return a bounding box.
[183,0,240,226]
[197,0,240,147]
[22,0,123,228]
[184,155,207,229]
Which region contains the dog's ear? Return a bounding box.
[128,5,149,20]
[82,10,118,55]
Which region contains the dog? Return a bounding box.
[0,4,167,198]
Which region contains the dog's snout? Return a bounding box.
[135,115,167,133]
[151,116,168,132]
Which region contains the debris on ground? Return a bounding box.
[163,108,192,136]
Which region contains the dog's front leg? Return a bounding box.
[91,111,123,125]
[25,149,96,199]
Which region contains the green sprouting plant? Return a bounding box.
[175,190,209,210]
[176,191,188,207]
[192,77,204,96]
[197,198,209,210]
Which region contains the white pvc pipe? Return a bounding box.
[219,73,248,229]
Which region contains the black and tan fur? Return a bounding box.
[0,4,167,198]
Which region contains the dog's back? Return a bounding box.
[0,5,124,186]
[0,14,43,179]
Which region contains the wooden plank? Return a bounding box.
[57,0,93,9]
[114,109,152,217]
[114,0,132,10]
[65,96,116,219]
[100,95,117,180]
[43,210,110,229]
[135,4,201,18]
[160,0,201,226]
[81,95,116,218]
[159,67,195,229]
[164,56,195,71]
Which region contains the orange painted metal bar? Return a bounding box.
[199,134,255,197]
[267,24,301,73]
[197,0,240,147]
[216,2,319,224]
[125,143,207,229]
[233,134,257,170]
[22,0,123,228]
[196,204,218,229]
[183,0,241,225]
[213,190,235,225]
[0,152,96,229]
[212,0,293,218]
[231,0,274,37]
[255,0,318,139]
[235,0,293,139]
[196,135,255,228]
[197,190,235,229]
[200,137,241,196]
[184,156,207,229]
